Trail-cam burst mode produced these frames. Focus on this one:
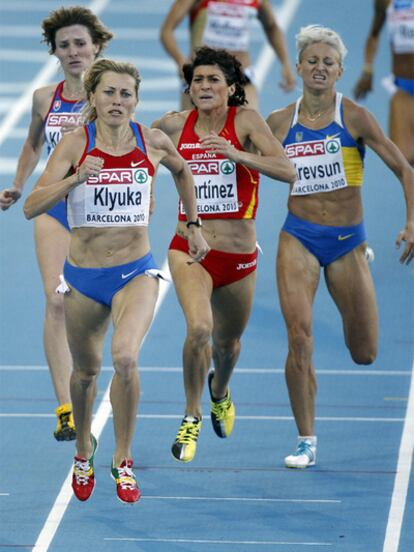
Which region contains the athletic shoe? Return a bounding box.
[111,459,141,504]
[72,434,98,501]
[54,403,76,441]
[284,437,317,469]
[171,415,202,462]
[207,371,235,438]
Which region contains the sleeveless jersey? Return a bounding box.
[177,106,259,220]
[67,121,154,229]
[190,0,260,52]
[283,93,365,196]
[44,81,85,157]
[387,0,414,54]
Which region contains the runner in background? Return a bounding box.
[160,0,295,110]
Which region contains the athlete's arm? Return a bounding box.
[23,130,102,219]
[257,0,295,92]
[348,101,414,264]
[160,0,195,77]
[147,127,209,260]
[0,88,47,211]
[200,109,296,184]
[353,0,388,100]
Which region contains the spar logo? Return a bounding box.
[220,160,235,175]
[285,140,325,158]
[134,169,148,184]
[188,161,220,175]
[326,138,340,154]
[47,113,83,127]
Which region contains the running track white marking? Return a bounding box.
[1,366,410,376]
[30,1,302,549]
[141,495,341,503]
[0,413,406,423]
[383,359,414,552]
[103,537,333,546]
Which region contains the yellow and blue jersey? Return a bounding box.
[283,93,365,196]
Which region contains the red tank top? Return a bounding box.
[177,107,259,220]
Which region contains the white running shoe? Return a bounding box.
[285,437,317,469]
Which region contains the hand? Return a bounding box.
[76,155,104,184]
[279,65,296,93]
[200,132,238,161]
[61,121,82,136]
[0,187,22,211]
[353,72,373,100]
[396,224,414,265]
[187,228,210,264]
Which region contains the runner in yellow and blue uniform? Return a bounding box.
[267,25,414,470]
[282,91,366,266]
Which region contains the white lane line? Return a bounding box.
[103,537,333,546]
[0,0,109,150]
[0,413,404,423]
[141,495,340,503]
[383,359,414,552]
[1,365,410,376]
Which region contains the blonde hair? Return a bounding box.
[41,6,113,55]
[82,59,141,123]
[296,25,348,66]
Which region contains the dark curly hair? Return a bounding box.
[41,6,113,55]
[182,46,248,106]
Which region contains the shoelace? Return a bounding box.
[177,421,200,443]
[73,459,91,485]
[211,395,231,421]
[294,442,314,459]
[116,465,136,490]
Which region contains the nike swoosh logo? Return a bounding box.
[131,160,144,167]
[121,269,138,279]
[338,233,354,241]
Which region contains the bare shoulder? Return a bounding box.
[151,110,188,134]
[342,96,377,137]
[141,125,174,152]
[33,84,57,113]
[266,103,295,140]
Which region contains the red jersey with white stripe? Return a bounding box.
[67,121,154,228]
[190,0,260,51]
[177,107,259,220]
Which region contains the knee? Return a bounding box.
[186,322,212,353]
[213,337,240,361]
[112,351,137,382]
[286,327,313,370]
[45,290,65,320]
[72,365,100,389]
[350,346,377,365]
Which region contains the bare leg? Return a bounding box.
[34,214,72,405]
[64,287,110,459]
[169,249,214,419]
[210,272,256,398]
[277,232,320,437]
[325,243,378,364]
[389,90,414,166]
[110,274,159,465]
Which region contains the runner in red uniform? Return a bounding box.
[153,46,296,463]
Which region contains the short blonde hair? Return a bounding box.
[296,25,348,66]
[83,59,141,122]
